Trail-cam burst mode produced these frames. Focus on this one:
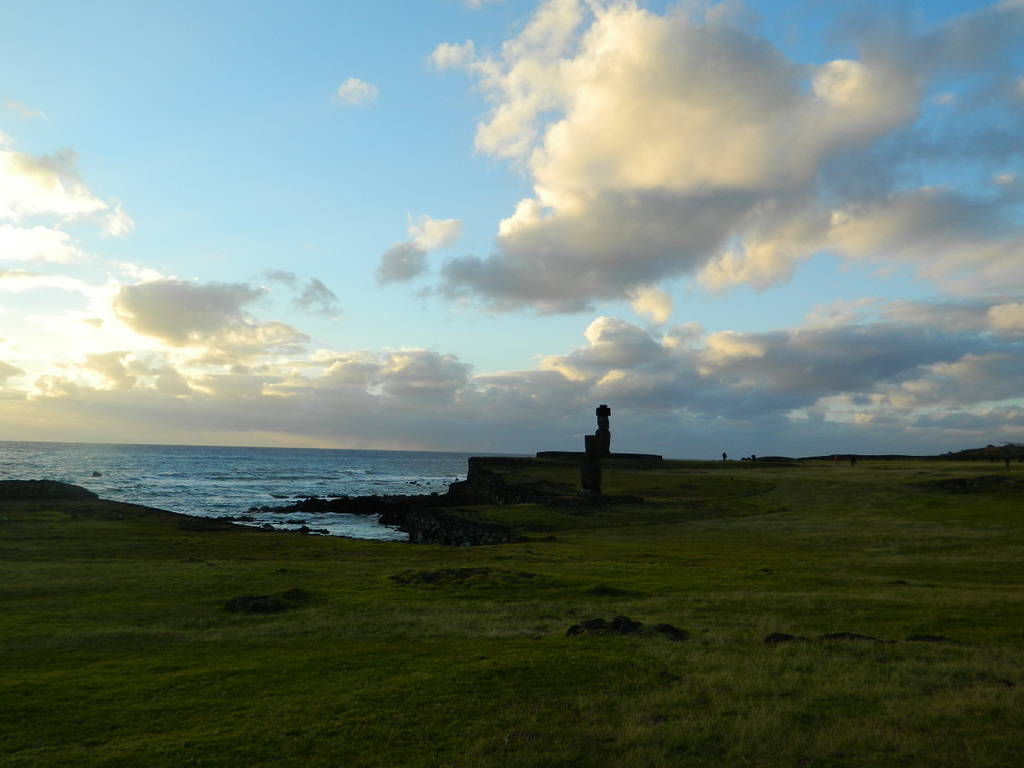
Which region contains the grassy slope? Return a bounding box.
[2,459,1022,767]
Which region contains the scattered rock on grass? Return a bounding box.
[586,584,635,596]
[390,568,537,586]
[225,595,285,614]
[179,517,240,532]
[820,632,886,643]
[763,632,804,644]
[504,731,544,744]
[224,589,312,614]
[640,715,668,725]
[566,616,688,641]
[654,623,689,642]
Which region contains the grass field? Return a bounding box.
[2,458,1022,767]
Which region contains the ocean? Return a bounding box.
[0,441,493,540]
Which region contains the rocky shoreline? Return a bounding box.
[237,457,541,545]
[234,455,660,544]
[3,456,640,546]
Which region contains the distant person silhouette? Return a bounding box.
[722,452,727,461]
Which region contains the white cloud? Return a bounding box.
[101,202,134,237]
[628,286,672,325]
[334,77,378,106]
[265,271,341,315]
[376,242,429,284]
[376,215,462,284]
[4,100,47,119]
[0,268,93,294]
[540,316,664,381]
[824,187,1024,293]
[0,139,133,268]
[81,351,136,390]
[434,0,1024,311]
[0,224,86,263]
[0,359,25,382]
[111,278,309,364]
[408,214,461,251]
[431,40,477,70]
[377,349,472,402]
[113,279,267,346]
[0,145,120,225]
[988,302,1024,331]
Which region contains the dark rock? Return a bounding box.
[402,509,518,546]
[763,632,803,644]
[821,632,884,643]
[390,568,535,586]
[224,595,285,614]
[653,623,689,642]
[178,517,239,532]
[580,618,610,632]
[640,715,668,725]
[610,615,644,635]
[567,618,608,636]
[225,589,309,613]
[567,616,655,637]
[504,731,543,744]
[586,584,633,596]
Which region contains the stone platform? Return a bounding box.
[535,451,663,462]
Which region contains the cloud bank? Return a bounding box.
[3,265,1022,454]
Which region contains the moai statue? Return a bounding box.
[595,403,611,456]
[580,434,602,496]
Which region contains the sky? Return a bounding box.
[1,0,1023,458]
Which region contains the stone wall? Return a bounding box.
[402,508,519,546]
[444,457,552,505]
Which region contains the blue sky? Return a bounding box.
[1,0,1022,457]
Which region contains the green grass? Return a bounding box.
[2,459,1023,766]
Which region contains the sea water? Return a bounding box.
[0,441,491,540]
